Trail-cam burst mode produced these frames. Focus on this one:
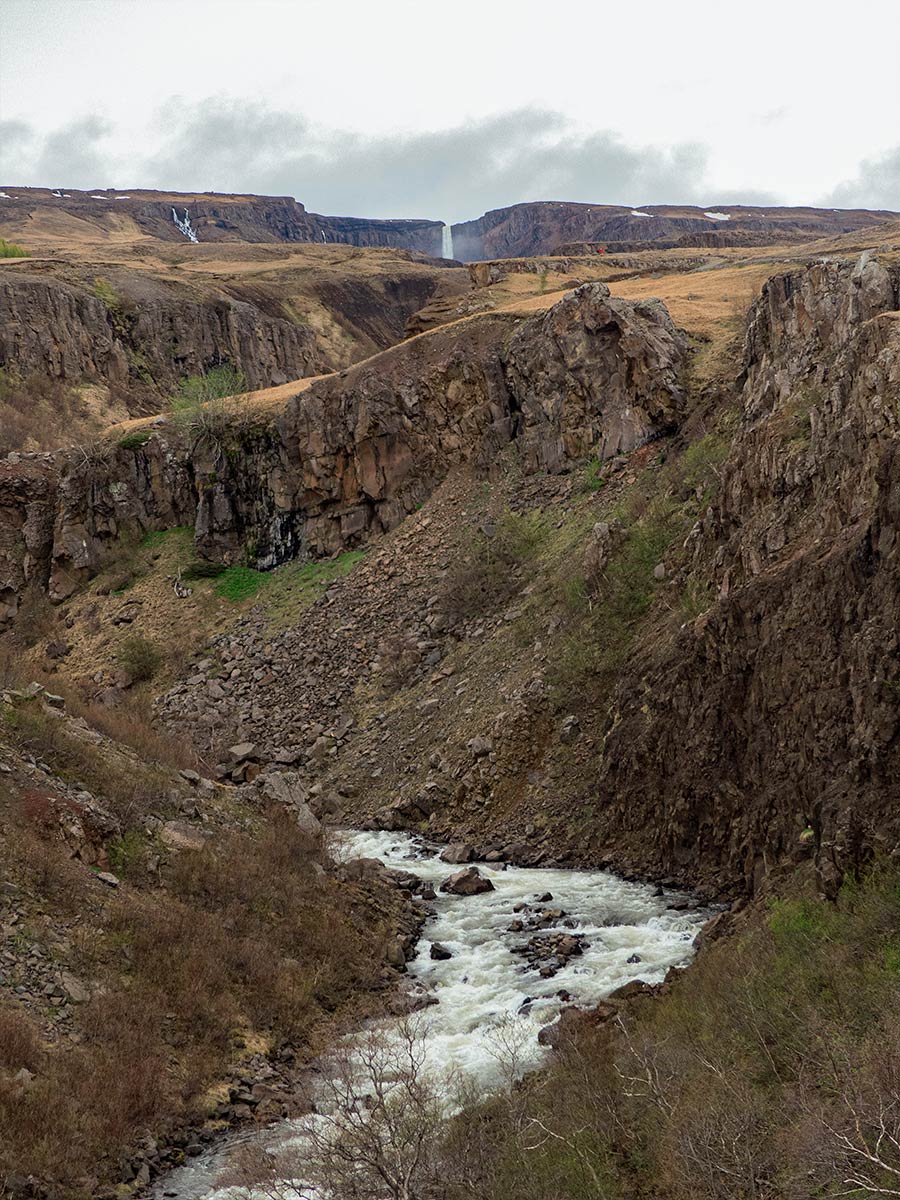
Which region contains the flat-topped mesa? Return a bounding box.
[451,201,900,260]
[0,187,445,254]
[0,283,688,620]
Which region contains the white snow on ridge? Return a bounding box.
[704,211,730,221]
[114,195,131,200]
[0,193,10,200]
[631,210,652,218]
[90,195,106,200]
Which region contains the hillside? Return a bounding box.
[1,196,899,1199]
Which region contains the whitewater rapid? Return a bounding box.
[150,830,710,1197]
[339,830,707,1086]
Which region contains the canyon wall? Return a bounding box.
[0,271,321,392]
[593,256,900,893]
[0,283,688,615]
[452,202,900,259]
[0,189,445,255]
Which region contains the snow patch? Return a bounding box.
[704,211,730,221]
[90,195,106,200]
[630,210,652,218]
[114,195,131,200]
[0,192,10,200]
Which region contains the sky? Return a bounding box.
[1,0,898,222]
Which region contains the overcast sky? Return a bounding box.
[1,0,898,222]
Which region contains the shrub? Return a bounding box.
[0,1006,42,1072]
[117,635,163,682]
[0,238,27,258]
[0,369,84,455]
[440,509,548,621]
[170,365,246,439]
[117,429,152,450]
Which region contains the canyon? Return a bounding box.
[1,192,899,1200]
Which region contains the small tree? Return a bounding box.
[222,1019,451,1200]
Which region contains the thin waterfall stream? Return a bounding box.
[149,830,711,1197]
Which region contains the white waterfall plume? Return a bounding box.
[172,207,199,243]
[442,223,454,259]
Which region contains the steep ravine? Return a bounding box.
[146,829,710,1199]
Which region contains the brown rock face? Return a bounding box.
[0,188,444,254]
[0,272,320,392]
[0,283,689,619]
[592,256,900,893]
[451,201,900,260]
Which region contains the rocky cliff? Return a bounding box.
[0,283,688,617]
[0,268,321,394]
[452,201,900,259]
[594,255,900,892]
[0,188,444,254]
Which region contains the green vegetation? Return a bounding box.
[440,508,549,620]
[440,860,900,1199]
[579,456,607,492]
[105,830,149,878]
[552,434,729,697]
[117,635,163,682]
[210,549,366,618]
[117,429,152,450]
[0,238,27,258]
[173,364,246,408]
[213,564,268,602]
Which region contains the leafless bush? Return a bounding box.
[223,1018,452,1200]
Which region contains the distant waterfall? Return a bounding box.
[441,223,454,259]
[172,207,199,243]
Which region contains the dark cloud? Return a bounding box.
[0,120,35,179]
[34,116,114,189]
[2,99,784,219]
[141,101,719,220]
[1,115,113,189]
[828,146,900,211]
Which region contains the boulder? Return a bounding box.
[429,942,453,961]
[440,843,475,864]
[439,866,495,896]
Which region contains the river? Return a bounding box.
[150,829,710,1197]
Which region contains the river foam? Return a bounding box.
[151,830,710,1197]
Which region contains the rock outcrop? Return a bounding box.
[451,201,899,260]
[0,283,689,620]
[593,256,900,893]
[0,271,320,392]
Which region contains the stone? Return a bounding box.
[439,866,495,896]
[161,821,211,852]
[228,742,258,764]
[467,736,492,758]
[440,843,475,864]
[429,942,453,960]
[60,971,90,1003]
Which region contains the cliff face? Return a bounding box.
[0,283,688,615]
[0,189,444,254]
[594,257,900,893]
[452,201,900,259]
[0,271,321,392]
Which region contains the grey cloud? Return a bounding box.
[0,120,35,180]
[828,146,900,211]
[2,116,114,189]
[141,101,718,221]
[1,99,786,220]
